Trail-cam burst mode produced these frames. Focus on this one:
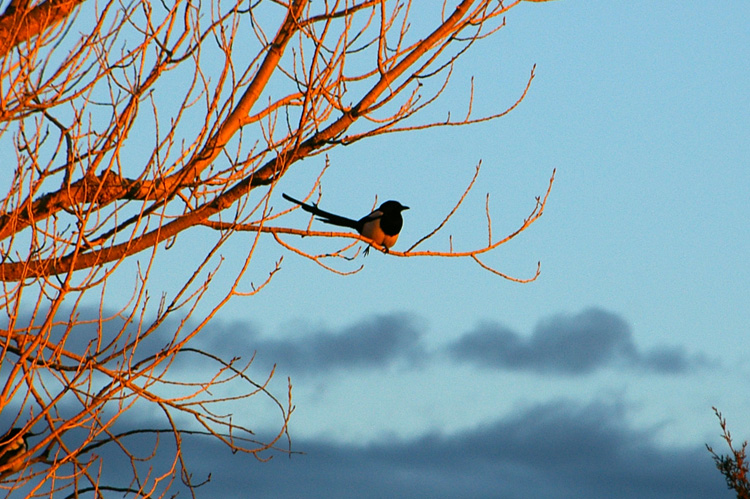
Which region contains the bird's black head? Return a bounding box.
[378,201,409,213]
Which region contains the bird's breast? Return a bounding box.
[361,218,400,248]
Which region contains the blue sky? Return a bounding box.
[249,2,747,495]
[161,2,749,496]
[5,1,750,497]
[162,1,748,496]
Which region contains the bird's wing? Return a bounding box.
[359,209,384,223]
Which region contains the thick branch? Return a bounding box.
[0,0,309,245]
[0,172,152,242]
[0,0,85,56]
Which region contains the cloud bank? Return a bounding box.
[176,399,728,499]
[20,399,728,499]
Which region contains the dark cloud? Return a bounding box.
[167,400,729,498]
[447,308,708,375]
[22,305,708,378]
[20,400,727,498]
[5,305,423,376]
[199,313,426,374]
[9,385,731,498]
[6,306,708,379]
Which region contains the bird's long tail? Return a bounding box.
[282,193,360,230]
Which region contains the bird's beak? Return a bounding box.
[403,206,410,210]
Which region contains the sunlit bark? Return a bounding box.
[0,0,555,495]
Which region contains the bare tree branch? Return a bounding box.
[0,0,554,495]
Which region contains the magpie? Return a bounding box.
[0,428,31,475]
[283,193,409,254]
